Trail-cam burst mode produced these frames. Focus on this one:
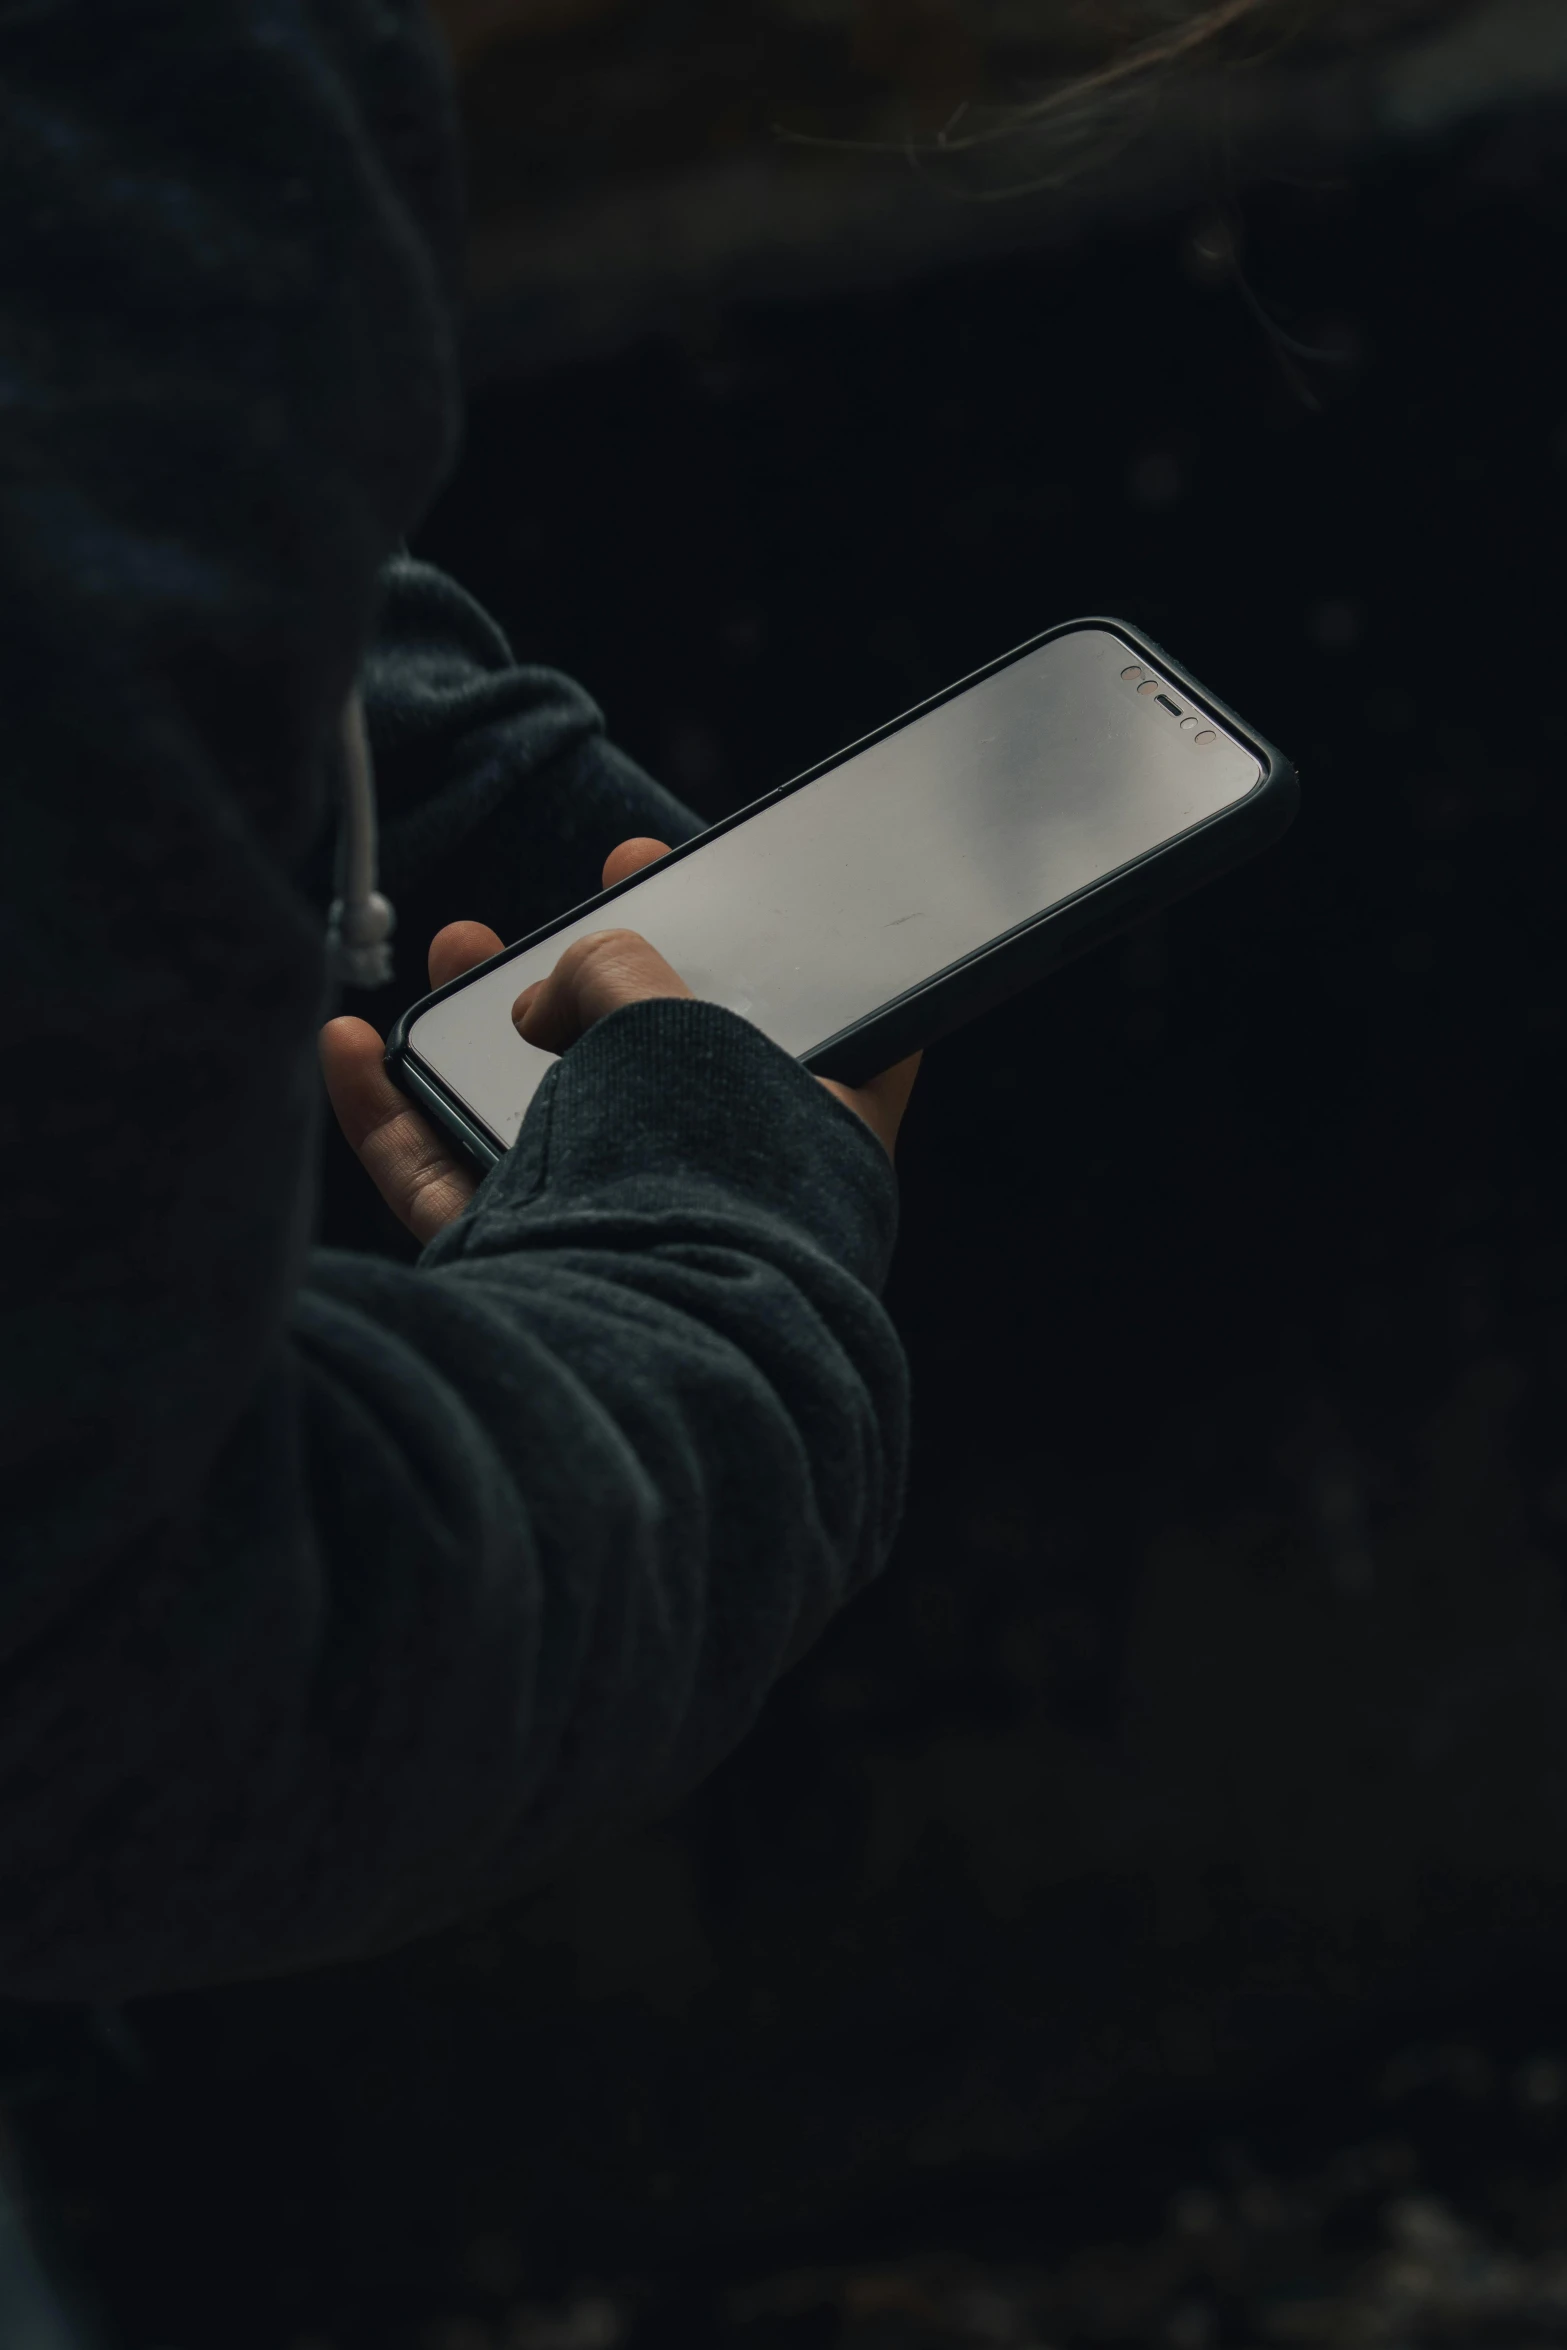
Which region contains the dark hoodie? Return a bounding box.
[0,0,909,2000]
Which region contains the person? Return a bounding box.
[0,0,917,2002]
[0,0,1451,2003]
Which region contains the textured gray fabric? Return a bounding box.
[349,550,713,1008]
[0,0,910,1999]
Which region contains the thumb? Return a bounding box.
[513,928,692,1056]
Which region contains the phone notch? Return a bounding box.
[1123,660,1219,748]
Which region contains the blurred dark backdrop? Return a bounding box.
[8,7,1567,2349]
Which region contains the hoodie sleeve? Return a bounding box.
[0,0,910,1999]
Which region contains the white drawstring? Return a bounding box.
[325,686,396,989]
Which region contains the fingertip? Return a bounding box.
[429,920,505,990]
[601,836,673,890]
[317,1013,381,1065]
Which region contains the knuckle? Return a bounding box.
[579,927,645,962]
[557,928,630,978]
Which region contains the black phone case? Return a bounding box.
[383,617,1298,1173]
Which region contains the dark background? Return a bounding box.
[9,9,1567,2348]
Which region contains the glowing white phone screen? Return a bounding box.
[406,627,1261,1150]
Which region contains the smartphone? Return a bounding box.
[384,617,1297,1172]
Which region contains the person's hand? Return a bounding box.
[507,844,921,1162]
[319,837,922,1245]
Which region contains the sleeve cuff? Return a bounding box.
[430,995,902,1296]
